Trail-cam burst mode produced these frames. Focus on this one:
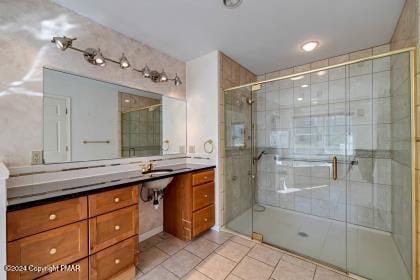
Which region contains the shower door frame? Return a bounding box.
[223,47,417,280]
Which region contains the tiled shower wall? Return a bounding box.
[219,53,256,226]
[254,53,394,232]
[390,0,418,275]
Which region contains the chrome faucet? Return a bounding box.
[142,162,155,173]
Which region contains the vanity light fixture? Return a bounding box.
[119,53,130,69]
[160,70,168,82]
[301,41,319,52]
[50,36,182,86]
[142,65,151,78]
[51,36,76,51]
[83,48,106,67]
[173,74,182,86]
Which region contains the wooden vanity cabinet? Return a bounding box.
[7,185,139,280]
[163,168,215,240]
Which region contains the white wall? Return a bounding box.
[162,97,187,154]
[186,51,220,228]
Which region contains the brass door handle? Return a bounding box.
[332,156,337,181]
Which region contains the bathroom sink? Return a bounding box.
[143,177,173,191]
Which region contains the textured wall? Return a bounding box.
[0,0,186,167]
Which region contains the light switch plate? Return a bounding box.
[31,151,43,165]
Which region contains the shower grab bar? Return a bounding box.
[273,155,358,165]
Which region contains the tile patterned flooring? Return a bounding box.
[136,230,354,280]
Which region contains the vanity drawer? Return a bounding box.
[192,182,214,211]
[39,258,88,280]
[88,185,139,217]
[90,236,138,280]
[7,221,88,280]
[192,169,214,186]
[7,197,87,241]
[89,205,139,254]
[192,204,215,237]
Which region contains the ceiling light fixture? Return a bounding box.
[290,75,304,81]
[301,41,319,52]
[119,53,130,69]
[317,70,326,76]
[51,36,182,86]
[301,84,309,88]
[223,0,242,8]
[297,97,303,101]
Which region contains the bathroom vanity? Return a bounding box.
[6,165,215,280]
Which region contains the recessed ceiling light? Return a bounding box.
[223,0,242,8]
[317,71,326,76]
[301,84,309,88]
[297,97,303,101]
[301,41,319,52]
[125,99,130,103]
[291,75,304,81]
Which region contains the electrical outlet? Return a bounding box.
[189,145,195,154]
[31,151,43,165]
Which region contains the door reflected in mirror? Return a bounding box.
[43,67,186,164]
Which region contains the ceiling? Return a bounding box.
[53,0,405,75]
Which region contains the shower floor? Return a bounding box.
[226,205,411,280]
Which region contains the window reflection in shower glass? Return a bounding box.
[231,123,245,147]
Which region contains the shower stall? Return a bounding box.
[223,48,416,280]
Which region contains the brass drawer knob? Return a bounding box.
[114,225,120,231]
[49,214,57,221]
[204,176,208,180]
[114,197,120,203]
[204,218,208,222]
[115,258,120,264]
[204,194,208,198]
[49,248,57,255]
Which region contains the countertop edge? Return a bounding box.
[7,164,215,212]
[0,162,9,180]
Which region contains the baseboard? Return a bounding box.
[139,226,163,242]
[211,224,220,232]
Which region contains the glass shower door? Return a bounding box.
[224,86,254,237]
[251,70,348,271]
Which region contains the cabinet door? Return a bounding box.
[192,170,214,186]
[7,221,88,280]
[89,205,139,254]
[192,182,214,211]
[88,186,138,217]
[7,197,87,241]
[192,204,215,237]
[38,258,88,280]
[90,236,138,280]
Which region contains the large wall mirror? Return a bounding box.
[43,67,186,164]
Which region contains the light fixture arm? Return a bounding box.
[51,36,182,86]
